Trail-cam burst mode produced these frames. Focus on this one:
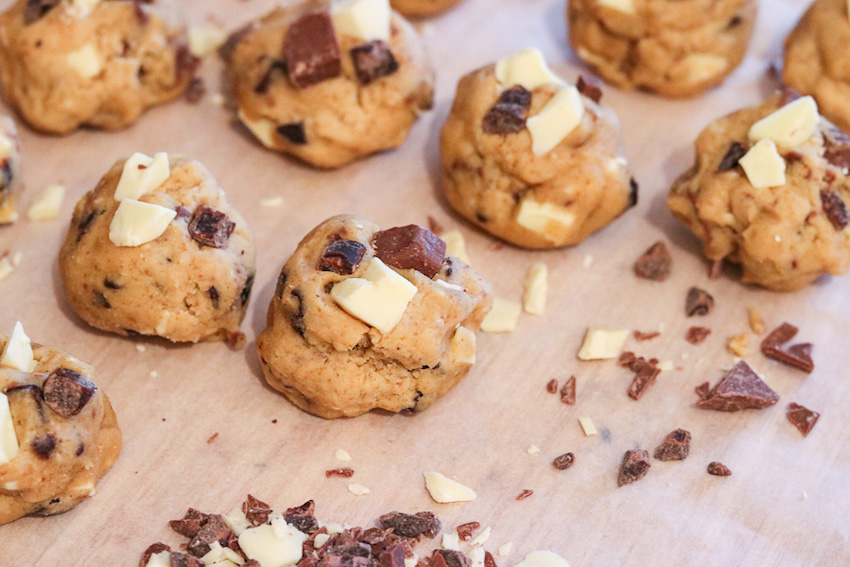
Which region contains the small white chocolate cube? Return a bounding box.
[495,48,564,91]
[739,139,786,189]
[516,199,576,241]
[67,44,102,78]
[748,96,819,149]
[424,472,477,503]
[577,326,630,360]
[0,392,20,465]
[480,297,521,333]
[27,184,65,222]
[108,199,177,247]
[527,86,585,155]
[0,321,36,372]
[114,152,170,201]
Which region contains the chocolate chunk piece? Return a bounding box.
[284,11,342,89]
[278,122,307,145]
[171,552,204,567]
[187,515,233,557]
[482,86,532,135]
[707,461,731,476]
[189,205,235,249]
[284,500,319,533]
[760,322,814,373]
[373,225,446,278]
[455,521,480,541]
[552,452,575,470]
[695,360,779,411]
[139,543,171,567]
[484,552,498,567]
[434,550,471,567]
[351,41,399,85]
[617,449,650,487]
[413,511,441,538]
[685,287,714,317]
[24,0,60,25]
[545,379,558,394]
[560,376,576,405]
[686,326,711,345]
[786,402,820,437]
[319,240,366,274]
[576,74,603,103]
[820,189,849,231]
[653,429,691,461]
[43,368,97,418]
[325,467,355,478]
[717,142,747,172]
[378,511,439,538]
[634,241,672,281]
[626,357,661,401]
[243,494,272,526]
[823,126,850,171]
[31,434,56,459]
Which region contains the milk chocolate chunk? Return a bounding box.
[552,452,576,470]
[694,381,710,398]
[351,41,399,85]
[786,402,820,437]
[378,511,439,538]
[482,86,532,135]
[695,360,779,411]
[626,358,661,401]
[617,449,650,487]
[653,429,691,461]
[24,0,60,25]
[413,511,441,538]
[707,461,731,476]
[820,190,849,231]
[685,287,714,316]
[319,240,366,274]
[823,127,850,171]
[760,322,814,373]
[278,122,307,145]
[379,542,410,567]
[373,225,446,278]
[576,74,603,103]
[187,515,233,557]
[243,494,272,526]
[717,142,747,172]
[560,375,576,405]
[139,543,171,567]
[284,11,342,89]
[634,241,672,281]
[43,368,97,418]
[189,205,235,249]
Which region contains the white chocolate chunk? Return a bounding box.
[1,321,36,372]
[0,257,14,282]
[498,543,513,558]
[441,531,461,551]
[597,0,634,14]
[0,392,19,465]
[332,0,391,42]
[109,199,176,247]
[495,48,564,90]
[748,96,819,149]
[114,152,170,201]
[449,326,476,365]
[239,518,305,567]
[516,199,576,241]
[188,24,228,58]
[330,258,417,334]
[313,534,330,549]
[470,547,486,567]
[470,526,491,547]
[516,550,570,567]
[441,230,471,265]
[480,297,521,333]
[739,139,786,189]
[527,445,540,454]
[202,542,245,566]
[67,0,101,19]
[424,472,477,503]
[260,196,285,208]
[335,448,352,462]
[238,110,278,148]
[144,551,171,567]
[522,262,548,315]
[578,416,597,436]
[527,86,585,155]
[27,184,65,221]
[577,326,629,360]
[66,44,102,78]
[348,483,370,496]
[682,54,728,84]
[223,507,252,537]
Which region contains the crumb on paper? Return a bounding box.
[135,344,146,352]
[261,196,285,208]
[498,543,513,558]
[727,332,750,357]
[748,307,766,334]
[335,448,352,461]
[526,445,540,455]
[347,483,370,496]
[579,416,597,436]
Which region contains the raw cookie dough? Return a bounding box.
[257,215,492,418]
[390,0,462,18]
[0,115,21,224]
[0,0,197,134]
[0,330,122,525]
[226,0,434,169]
[59,154,256,342]
[783,0,850,134]
[668,91,850,291]
[440,49,635,249]
[567,0,756,97]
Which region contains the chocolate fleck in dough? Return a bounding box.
[226,3,434,169]
[617,449,651,487]
[654,429,691,461]
[390,0,463,17]
[567,0,756,97]
[0,0,196,134]
[257,215,492,419]
[695,360,779,411]
[668,92,850,290]
[634,241,671,281]
[761,322,814,373]
[786,402,820,437]
[0,339,121,526]
[59,156,256,343]
[0,115,21,224]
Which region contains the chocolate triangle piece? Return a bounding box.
[761,322,814,373]
[695,361,779,411]
[786,403,820,437]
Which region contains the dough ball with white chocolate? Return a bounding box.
[668,91,850,291]
[257,215,493,419]
[0,115,21,224]
[225,0,434,169]
[389,0,463,18]
[0,0,197,134]
[0,322,121,526]
[440,48,635,249]
[59,153,256,342]
[567,0,756,97]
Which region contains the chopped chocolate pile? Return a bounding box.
[351,41,399,85]
[243,494,272,526]
[326,467,355,478]
[373,225,446,278]
[617,449,651,487]
[482,86,532,135]
[820,190,849,231]
[318,240,366,274]
[619,354,661,401]
[284,11,342,89]
[716,142,747,172]
[42,368,97,418]
[560,376,576,405]
[188,205,236,249]
[760,322,814,373]
[633,241,672,281]
[653,429,691,461]
[695,361,779,411]
[685,326,711,345]
[576,74,603,103]
[552,452,575,471]
[786,403,820,437]
[707,462,731,476]
[685,287,714,316]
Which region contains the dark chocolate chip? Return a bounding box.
[139,543,171,567]
[378,511,438,539]
[373,225,446,278]
[685,287,714,316]
[634,241,672,281]
[284,500,318,534]
[717,142,747,172]
[685,326,711,344]
[695,381,711,399]
[413,511,441,538]
[626,358,661,401]
[43,368,97,418]
[208,286,220,309]
[278,122,307,145]
[498,85,532,107]
[378,542,409,567]
[255,60,288,94]
[243,494,273,526]
[617,449,650,487]
[552,452,576,470]
[171,552,204,567]
[560,375,576,405]
[319,240,367,275]
[188,205,235,249]
[240,274,255,307]
[31,434,56,459]
[187,515,233,557]
[695,360,779,411]
[77,209,103,241]
[290,289,306,337]
[0,161,12,192]
[351,41,399,85]
[761,322,814,373]
[653,429,691,461]
[169,508,210,538]
[707,461,731,476]
[786,402,820,437]
[93,291,111,309]
[820,189,849,230]
[628,177,639,208]
[822,126,850,171]
[482,86,532,135]
[576,74,603,103]
[24,0,60,25]
[284,11,342,89]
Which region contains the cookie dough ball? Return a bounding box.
[226,0,434,169]
[567,0,756,97]
[0,322,121,525]
[784,0,850,134]
[0,0,197,134]
[440,48,635,249]
[257,215,492,418]
[59,153,256,342]
[0,116,21,224]
[390,0,462,18]
[668,92,850,291]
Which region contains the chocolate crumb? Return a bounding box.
[351,40,399,85]
[617,449,651,486]
[653,429,691,461]
[242,494,272,526]
[208,286,220,309]
[206,433,218,444]
[325,467,355,478]
[515,489,533,501]
[284,11,342,89]
[43,368,97,418]
[760,322,814,373]
[695,360,779,411]
[686,326,711,344]
[455,521,480,541]
[484,551,498,567]
[633,330,660,342]
[685,287,714,316]
[188,205,235,249]
[379,511,440,539]
[717,142,747,172]
[576,74,603,103]
[187,515,234,557]
[560,376,576,405]
[552,452,575,470]
[820,189,849,230]
[318,240,366,275]
[546,379,558,394]
[482,86,532,135]
[169,508,210,538]
[634,241,672,281]
[171,552,204,567]
[31,434,56,459]
[707,461,731,476]
[277,122,307,145]
[413,511,442,538]
[618,351,637,368]
[786,402,820,437]
[139,543,171,567]
[434,550,471,567]
[628,177,639,208]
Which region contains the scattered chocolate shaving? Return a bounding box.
[695,360,779,411]
[546,379,558,394]
[185,77,206,104]
[187,515,233,557]
[284,11,342,89]
[822,126,850,171]
[515,489,533,501]
[634,241,672,281]
[686,326,711,345]
[455,521,480,541]
[373,225,446,278]
[552,452,575,470]
[633,330,660,342]
[626,357,661,401]
[653,429,691,461]
[139,543,171,567]
[786,402,820,437]
[560,376,576,405]
[351,40,399,85]
[717,142,747,172]
[24,0,59,25]
[434,550,471,567]
[171,552,204,567]
[278,122,307,145]
[694,381,710,398]
[189,205,235,248]
[820,190,849,231]
[617,449,650,487]
[43,367,97,418]
[326,467,355,478]
[169,508,210,539]
[319,240,366,274]
[31,434,56,459]
[576,74,603,103]
[243,494,272,526]
[685,287,714,316]
[760,322,814,373]
[482,86,532,135]
[284,500,318,534]
[378,511,440,539]
[707,461,731,476]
